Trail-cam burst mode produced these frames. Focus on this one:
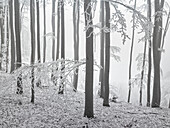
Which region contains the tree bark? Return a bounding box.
[9,0,15,73]
[30,0,35,103]
[5,4,9,73]
[58,0,65,94]
[128,0,136,103]
[0,4,4,70]
[147,0,152,107]
[139,39,147,106]
[36,0,40,63]
[14,0,23,94]
[43,0,46,63]
[84,0,94,118]
[99,0,105,98]
[151,0,164,107]
[52,0,56,61]
[56,0,60,60]
[103,1,110,107]
[73,0,80,91]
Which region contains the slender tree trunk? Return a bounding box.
[103,1,110,107]
[128,0,136,103]
[9,0,15,73]
[139,39,147,106]
[51,0,56,82]
[0,4,4,70]
[36,0,40,63]
[30,0,35,103]
[43,0,46,63]
[58,0,65,94]
[73,0,80,91]
[147,0,152,107]
[56,0,60,60]
[14,0,23,94]
[84,0,94,118]
[52,0,56,61]
[151,0,164,107]
[5,5,9,73]
[99,0,105,98]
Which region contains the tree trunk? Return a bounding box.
[0,4,4,70]
[99,0,105,98]
[5,4,9,73]
[146,0,152,107]
[73,0,80,91]
[151,0,164,108]
[127,0,136,103]
[139,39,147,106]
[9,0,15,73]
[52,0,56,61]
[14,0,23,94]
[56,0,60,60]
[58,0,65,94]
[30,0,35,103]
[103,1,110,107]
[43,0,46,63]
[36,0,40,63]
[84,0,94,118]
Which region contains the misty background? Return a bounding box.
[18,0,170,106]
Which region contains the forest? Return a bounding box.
[0,0,170,127]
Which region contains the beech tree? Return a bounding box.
[52,0,56,61]
[99,0,105,98]
[30,0,35,103]
[14,0,23,94]
[56,0,60,61]
[5,3,9,73]
[152,0,164,108]
[58,0,65,94]
[103,1,110,107]
[43,0,46,63]
[0,2,4,70]
[127,0,136,103]
[147,0,152,107]
[84,0,94,118]
[36,0,40,63]
[73,0,80,91]
[9,0,15,73]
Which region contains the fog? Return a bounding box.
[20,0,170,106]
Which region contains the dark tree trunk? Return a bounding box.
[9,0,15,73]
[14,0,23,94]
[52,0,56,61]
[36,0,40,63]
[139,40,147,106]
[147,0,152,107]
[58,0,65,94]
[56,0,60,60]
[6,5,9,73]
[128,0,136,103]
[73,0,80,91]
[0,4,4,70]
[103,1,110,107]
[151,0,164,108]
[84,0,94,118]
[99,0,105,98]
[43,0,46,63]
[30,0,35,103]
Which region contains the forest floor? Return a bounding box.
[0,72,170,128]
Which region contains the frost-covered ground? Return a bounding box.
[0,72,170,128]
